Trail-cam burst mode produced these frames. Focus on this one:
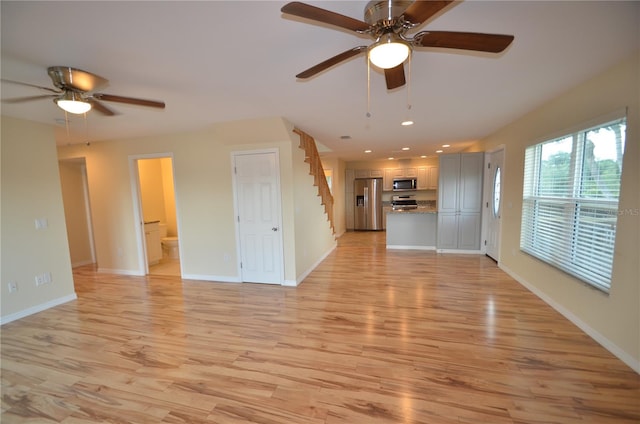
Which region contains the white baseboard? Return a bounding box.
[1,293,78,325]
[294,241,338,286]
[436,249,483,254]
[500,264,640,374]
[97,268,143,276]
[387,245,436,251]
[72,260,94,268]
[181,274,242,283]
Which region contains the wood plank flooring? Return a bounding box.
[2,231,638,423]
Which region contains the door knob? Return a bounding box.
[272,227,279,232]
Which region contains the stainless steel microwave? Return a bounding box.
[392,178,417,191]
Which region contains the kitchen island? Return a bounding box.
[386,207,437,250]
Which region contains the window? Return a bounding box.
[520,116,626,292]
[493,166,501,218]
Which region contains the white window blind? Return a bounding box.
[520,117,626,292]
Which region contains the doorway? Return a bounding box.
[483,147,504,262]
[134,155,181,276]
[59,158,96,268]
[232,150,284,284]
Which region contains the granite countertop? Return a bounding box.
[387,206,437,215]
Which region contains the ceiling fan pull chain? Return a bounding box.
[84,112,89,145]
[407,53,412,111]
[366,56,371,118]
[64,110,71,145]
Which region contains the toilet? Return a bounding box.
[158,223,180,260]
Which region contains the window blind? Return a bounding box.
[520,117,626,292]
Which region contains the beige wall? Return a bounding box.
[161,158,178,237]
[56,117,335,284]
[471,52,640,370]
[138,158,168,224]
[1,116,76,322]
[59,160,94,267]
[293,145,338,283]
[321,156,347,236]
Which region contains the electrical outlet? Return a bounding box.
[7,282,18,293]
[35,218,49,230]
[35,273,52,286]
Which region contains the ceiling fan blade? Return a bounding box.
[296,46,367,79]
[384,64,406,90]
[414,31,514,53]
[2,94,57,103]
[281,2,369,32]
[88,99,117,116]
[92,93,165,109]
[402,1,454,25]
[1,78,61,94]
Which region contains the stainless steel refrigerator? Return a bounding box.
[354,177,383,230]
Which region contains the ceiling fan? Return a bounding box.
[1,66,165,115]
[281,1,514,89]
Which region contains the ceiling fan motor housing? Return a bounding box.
[47,66,108,92]
[364,0,412,36]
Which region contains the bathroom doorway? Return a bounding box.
[134,155,181,277]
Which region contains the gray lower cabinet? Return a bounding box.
[437,152,483,250]
[437,212,481,250]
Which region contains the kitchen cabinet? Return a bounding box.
[144,221,162,265]
[437,153,483,250]
[383,167,419,191]
[355,169,382,178]
[417,166,438,190]
[386,209,437,249]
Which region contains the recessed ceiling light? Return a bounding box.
[402,147,410,151]
[442,144,450,148]
[401,120,414,126]
[436,150,443,153]
[420,155,427,158]
[364,150,372,153]
[388,157,395,160]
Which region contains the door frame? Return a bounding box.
[129,152,180,276]
[231,148,285,284]
[481,146,505,262]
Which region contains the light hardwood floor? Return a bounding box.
[2,231,638,423]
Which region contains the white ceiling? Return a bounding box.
[1,1,638,161]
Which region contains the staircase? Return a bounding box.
[294,128,335,234]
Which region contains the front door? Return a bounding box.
[233,151,283,284]
[485,148,504,262]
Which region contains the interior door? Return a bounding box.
[485,148,504,261]
[234,151,283,284]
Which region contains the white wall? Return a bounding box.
[472,52,640,371]
[1,116,76,323]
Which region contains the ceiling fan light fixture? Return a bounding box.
[368,33,410,69]
[55,91,91,114]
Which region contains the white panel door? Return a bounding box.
[234,151,283,284]
[485,149,504,261]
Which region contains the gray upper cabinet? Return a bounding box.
[437,152,484,250]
